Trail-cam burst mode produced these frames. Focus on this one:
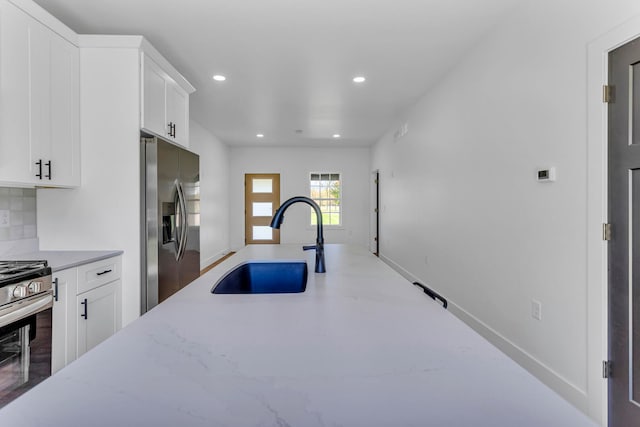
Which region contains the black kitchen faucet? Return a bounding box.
[270,196,326,273]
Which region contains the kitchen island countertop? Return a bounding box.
[0,244,597,426]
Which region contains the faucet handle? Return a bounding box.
[302,245,316,251]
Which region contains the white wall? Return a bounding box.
[372,1,640,424]
[188,120,230,267]
[229,146,371,250]
[37,47,141,326]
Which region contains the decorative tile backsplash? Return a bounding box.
[0,188,37,241]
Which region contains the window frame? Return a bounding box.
[309,171,343,228]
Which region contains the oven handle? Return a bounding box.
[0,293,53,328]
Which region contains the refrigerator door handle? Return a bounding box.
[181,182,189,261]
[173,180,182,261]
[176,181,189,261]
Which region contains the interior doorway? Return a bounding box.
[244,173,280,245]
[607,35,640,427]
[370,170,380,256]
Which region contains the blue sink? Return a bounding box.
[211,261,308,294]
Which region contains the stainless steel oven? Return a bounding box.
[0,261,53,408]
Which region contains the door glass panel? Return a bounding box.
[633,168,640,404]
[252,202,272,217]
[252,226,273,240]
[252,179,272,193]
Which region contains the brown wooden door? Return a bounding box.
[608,35,640,427]
[245,174,280,244]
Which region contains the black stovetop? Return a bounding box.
[0,260,50,285]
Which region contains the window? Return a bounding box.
[310,173,341,226]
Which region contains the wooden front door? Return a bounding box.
[245,174,280,245]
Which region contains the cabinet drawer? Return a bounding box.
[76,256,121,295]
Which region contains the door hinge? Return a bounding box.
[603,223,612,241]
[603,85,613,103]
[603,360,612,378]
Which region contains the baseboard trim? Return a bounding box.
[201,250,234,275]
[379,253,590,414]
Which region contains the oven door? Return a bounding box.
[0,293,53,408]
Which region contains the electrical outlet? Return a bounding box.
[531,300,542,321]
[0,210,9,228]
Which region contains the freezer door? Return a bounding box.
[178,148,200,288]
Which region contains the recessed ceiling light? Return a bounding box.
[353,76,366,83]
[332,134,341,138]
[256,134,264,138]
[212,75,226,81]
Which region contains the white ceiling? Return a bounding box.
[33,0,519,147]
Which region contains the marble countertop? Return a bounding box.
[3,250,123,271]
[0,244,597,426]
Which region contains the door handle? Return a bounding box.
[180,183,189,260]
[35,159,43,179]
[80,298,88,319]
[173,180,182,261]
[176,182,188,261]
[45,160,52,180]
[53,278,59,302]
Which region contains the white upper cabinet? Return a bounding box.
[0,2,32,184]
[141,53,190,147]
[166,80,189,146]
[0,0,80,187]
[142,54,167,138]
[48,31,80,186]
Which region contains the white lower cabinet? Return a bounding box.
[76,279,121,357]
[51,256,122,373]
[51,268,76,374]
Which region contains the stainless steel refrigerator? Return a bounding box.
[141,136,200,313]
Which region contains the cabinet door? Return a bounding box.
[0,1,79,187]
[49,32,80,187]
[166,81,189,147]
[141,54,167,139]
[51,268,77,373]
[76,280,121,358]
[29,20,53,179]
[0,2,34,184]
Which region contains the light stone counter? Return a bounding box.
[0,244,597,426]
[4,250,123,271]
